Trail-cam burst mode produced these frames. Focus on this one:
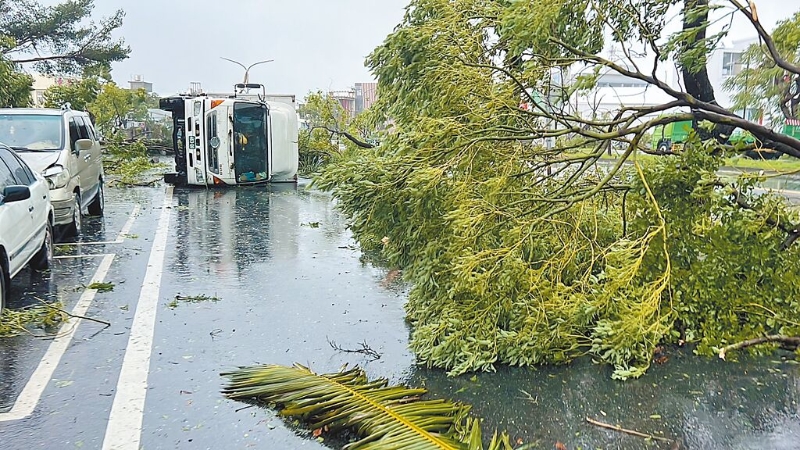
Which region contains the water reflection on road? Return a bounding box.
[407,351,799,449]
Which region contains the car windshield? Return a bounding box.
[0,114,63,151]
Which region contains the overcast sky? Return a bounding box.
[37,0,791,98]
[82,0,410,96]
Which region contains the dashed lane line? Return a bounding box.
[101,187,173,450]
[0,253,116,422]
[55,204,141,247]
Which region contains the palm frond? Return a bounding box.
[221,363,512,450]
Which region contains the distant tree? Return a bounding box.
[42,67,109,111]
[0,0,130,76]
[89,83,148,135]
[0,36,32,106]
[724,11,800,126]
[298,91,376,174]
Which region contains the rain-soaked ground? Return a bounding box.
[0,180,798,450]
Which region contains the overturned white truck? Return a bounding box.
[160,84,298,186]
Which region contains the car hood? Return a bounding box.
[16,151,61,173]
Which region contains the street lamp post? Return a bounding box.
[220,57,274,86]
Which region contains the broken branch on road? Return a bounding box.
[327,337,382,360]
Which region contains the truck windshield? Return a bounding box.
[0,114,64,151]
[232,102,268,181]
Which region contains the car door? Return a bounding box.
[0,148,35,276]
[73,116,98,202]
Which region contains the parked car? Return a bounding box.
[0,143,54,313]
[0,105,104,238]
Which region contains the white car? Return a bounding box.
[0,106,104,238]
[0,143,54,313]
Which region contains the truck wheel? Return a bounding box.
[657,140,671,154]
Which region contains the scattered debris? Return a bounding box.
[301,222,321,228]
[718,335,800,360]
[54,244,75,256]
[88,282,115,293]
[586,416,673,443]
[0,302,68,337]
[167,294,220,308]
[327,337,382,360]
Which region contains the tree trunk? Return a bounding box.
[681,0,737,141]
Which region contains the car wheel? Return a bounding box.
[88,180,104,216]
[31,221,54,271]
[65,192,82,237]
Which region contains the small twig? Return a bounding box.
[586,417,673,443]
[36,297,111,328]
[718,335,800,360]
[327,337,382,360]
[235,404,255,413]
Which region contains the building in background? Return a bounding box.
[129,75,153,93]
[330,89,356,117]
[30,74,78,107]
[354,82,377,114]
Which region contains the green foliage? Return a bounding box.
[89,83,151,135]
[298,91,375,175]
[0,302,67,337]
[222,363,512,449]
[43,75,102,111]
[315,0,800,379]
[723,11,800,125]
[0,0,129,75]
[0,35,33,107]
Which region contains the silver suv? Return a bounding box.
[0,105,104,237]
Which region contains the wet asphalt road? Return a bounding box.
[0,181,798,450]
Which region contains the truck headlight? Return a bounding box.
[43,165,70,189]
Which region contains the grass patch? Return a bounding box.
[0,302,67,337]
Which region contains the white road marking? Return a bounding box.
[114,204,141,242]
[102,187,173,450]
[54,254,111,260]
[55,204,142,247]
[0,253,116,423]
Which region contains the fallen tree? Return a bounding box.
[316,0,800,379]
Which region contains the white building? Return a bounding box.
[566,37,759,123]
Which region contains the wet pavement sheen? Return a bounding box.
[0,182,798,450]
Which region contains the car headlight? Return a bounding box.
[43,165,70,189]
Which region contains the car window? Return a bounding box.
[75,116,91,140]
[0,148,34,186]
[69,117,80,149]
[0,152,16,192]
[10,152,36,185]
[0,114,63,151]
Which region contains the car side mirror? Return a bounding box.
[75,138,93,152]
[2,185,31,203]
